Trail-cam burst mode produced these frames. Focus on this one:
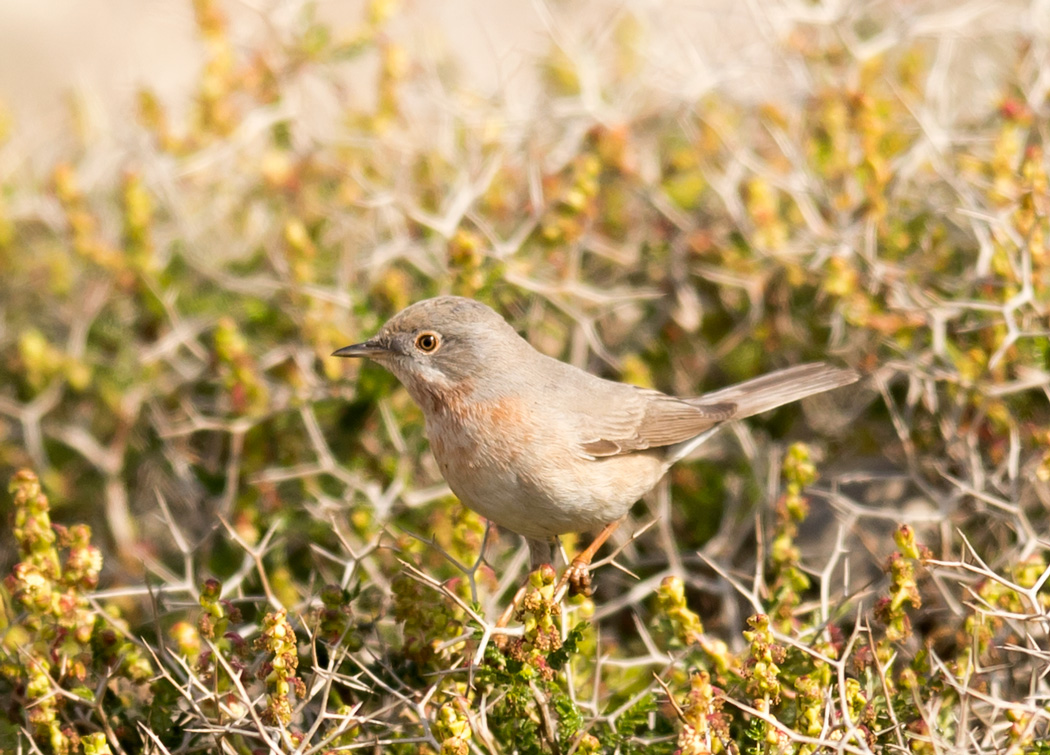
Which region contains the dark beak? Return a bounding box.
[332,339,391,359]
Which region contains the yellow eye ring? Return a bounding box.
[415,332,440,353]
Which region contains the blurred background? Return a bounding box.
[1,0,1026,161]
[0,0,1048,752]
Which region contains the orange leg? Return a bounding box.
[496,518,626,627]
[555,517,625,598]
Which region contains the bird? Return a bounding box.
[333,296,858,585]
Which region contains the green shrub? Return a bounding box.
[1,1,1048,752]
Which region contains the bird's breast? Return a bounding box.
[422,392,665,539]
[427,394,532,477]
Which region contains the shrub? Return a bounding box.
[1,1,1048,752]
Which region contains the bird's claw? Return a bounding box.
[565,560,593,598]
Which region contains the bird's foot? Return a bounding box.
[552,517,626,599]
[564,559,593,598]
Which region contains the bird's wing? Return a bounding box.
[566,361,857,459]
[579,389,736,458]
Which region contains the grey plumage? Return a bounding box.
[334,296,860,560]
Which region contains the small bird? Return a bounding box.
[334,296,857,580]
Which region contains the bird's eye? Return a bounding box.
[415,332,440,353]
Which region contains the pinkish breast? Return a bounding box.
[423,393,665,539]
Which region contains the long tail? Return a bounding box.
[689,363,859,419]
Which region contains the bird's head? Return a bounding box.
[333,296,528,408]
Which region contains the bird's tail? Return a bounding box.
[689,363,859,419]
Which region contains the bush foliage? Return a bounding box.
[1,1,1049,753]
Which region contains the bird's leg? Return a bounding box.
[497,522,622,628]
[528,537,558,570]
[556,517,625,598]
[495,536,559,630]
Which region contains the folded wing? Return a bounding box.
[580,391,736,457]
[577,363,858,459]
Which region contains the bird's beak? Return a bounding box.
[332,339,391,359]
